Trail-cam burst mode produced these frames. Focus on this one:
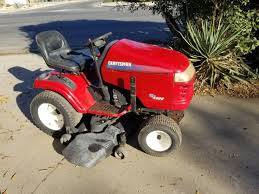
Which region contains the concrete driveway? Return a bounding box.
[0,54,259,194]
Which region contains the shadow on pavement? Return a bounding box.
[19,19,169,53]
[52,138,66,155]
[180,98,259,193]
[8,66,47,121]
[8,66,70,157]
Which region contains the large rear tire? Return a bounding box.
[138,115,182,157]
[30,90,82,137]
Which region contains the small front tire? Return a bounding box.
[138,115,182,157]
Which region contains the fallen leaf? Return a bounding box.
[38,169,48,172]
[1,155,9,160]
[19,124,25,128]
[2,188,7,194]
[3,170,8,178]
[0,95,8,105]
[11,172,16,180]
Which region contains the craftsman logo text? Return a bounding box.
[108,61,132,67]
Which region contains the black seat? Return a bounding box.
[36,31,93,72]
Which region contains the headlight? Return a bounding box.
[174,63,195,82]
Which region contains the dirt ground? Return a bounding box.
[0,54,259,194]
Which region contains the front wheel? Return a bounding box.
[30,90,82,137]
[138,115,182,157]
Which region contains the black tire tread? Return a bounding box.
[30,90,82,136]
[144,115,182,144]
[138,114,182,157]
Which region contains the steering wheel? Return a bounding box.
[86,32,112,48]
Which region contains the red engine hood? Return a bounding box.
[108,39,190,73]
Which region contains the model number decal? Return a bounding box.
[149,94,165,101]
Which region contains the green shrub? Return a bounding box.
[225,4,259,55]
[182,18,255,87]
[128,0,259,55]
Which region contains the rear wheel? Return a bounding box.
[30,90,82,137]
[138,115,182,157]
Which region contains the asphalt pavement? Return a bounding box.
[0,0,169,54]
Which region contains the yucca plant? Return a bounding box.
[180,18,255,88]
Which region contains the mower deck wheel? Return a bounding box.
[114,146,127,160]
[138,115,182,157]
[30,90,82,137]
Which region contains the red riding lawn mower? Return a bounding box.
[30,31,195,167]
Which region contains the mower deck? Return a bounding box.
[62,125,124,168]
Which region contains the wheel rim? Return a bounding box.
[38,103,64,131]
[145,130,172,152]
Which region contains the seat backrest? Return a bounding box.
[36,31,71,66]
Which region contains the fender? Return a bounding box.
[33,71,96,113]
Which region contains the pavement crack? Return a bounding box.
[31,157,65,194]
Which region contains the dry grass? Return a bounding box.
[195,79,259,98]
[0,95,9,104]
